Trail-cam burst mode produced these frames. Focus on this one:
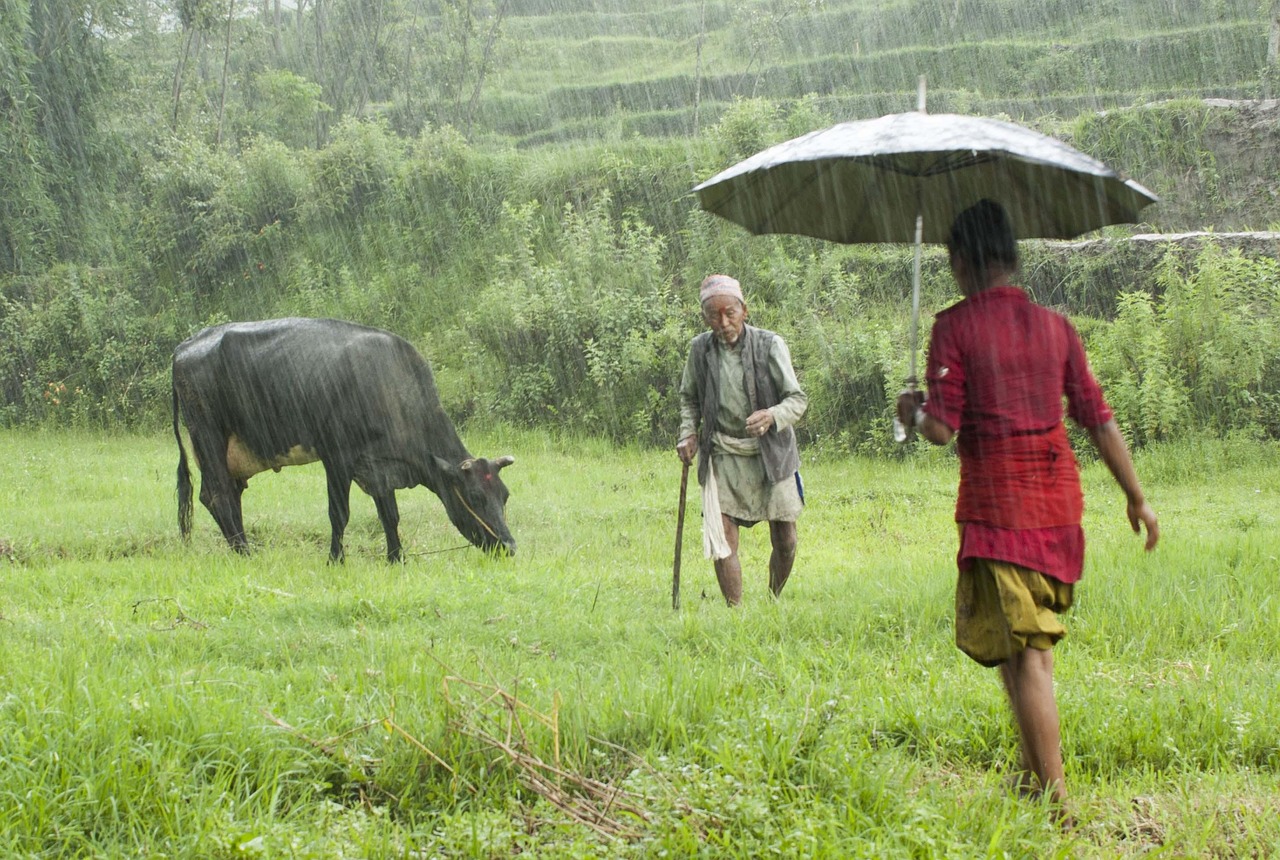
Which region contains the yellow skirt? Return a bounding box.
[955,557,1073,667]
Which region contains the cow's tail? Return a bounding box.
[173,382,193,540]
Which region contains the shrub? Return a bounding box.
[444,194,690,444]
[0,266,178,428]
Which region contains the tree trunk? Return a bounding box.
[692,0,705,136]
[216,0,235,147]
[454,0,473,127]
[315,0,326,146]
[270,0,282,61]
[171,24,197,131]
[1268,1,1280,100]
[464,0,510,139]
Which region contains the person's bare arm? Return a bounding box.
[1086,419,1159,550]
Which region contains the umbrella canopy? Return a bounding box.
[693,111,1158,245]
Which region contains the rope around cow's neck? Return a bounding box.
[452,487,500,541]
[409,544,471,556]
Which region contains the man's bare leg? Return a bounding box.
[712,516,742,606]
[767,520,797,597]
[999,648,1067,809]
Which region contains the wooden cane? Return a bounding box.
[672,461,690,610]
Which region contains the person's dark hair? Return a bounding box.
[946,199,1018,278]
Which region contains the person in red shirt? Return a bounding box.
[896,199,1159,821]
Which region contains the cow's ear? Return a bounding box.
[433,456,459,478]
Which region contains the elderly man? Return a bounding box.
[676,274,808,606]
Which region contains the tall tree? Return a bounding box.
[0,1,56,272]
[1268,0,1280,99]
[216,0,235,146]
[18,0,119,263]
[172,0,219,131]
[431,0,510,138]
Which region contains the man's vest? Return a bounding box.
[688,324,800,487]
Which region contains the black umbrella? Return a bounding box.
[693,111,1158,245]
[693,107,1158,437]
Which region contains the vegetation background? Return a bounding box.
[2,0,1280,450]
[2,0,1280,856]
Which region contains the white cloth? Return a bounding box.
[712,430,759,457]
[701,458,732,560]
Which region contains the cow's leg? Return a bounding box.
[191,431,250,554]
[371,491,402,562]
[324,461,352,563]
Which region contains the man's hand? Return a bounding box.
[1128,499,1160,551]
[745,409,775,438]
[676,434,698,466]
[896,388,924,431]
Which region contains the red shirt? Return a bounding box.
[922,287,1112,583]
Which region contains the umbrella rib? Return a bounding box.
[864,151,999,179]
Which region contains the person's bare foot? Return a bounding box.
[1004,770,1040,799]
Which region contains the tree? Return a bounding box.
[172,0,220,131]
[1267,0,1280,99]
[3,0,121,268]
[0,1,57,272]
[425,0,511,138]
[216,0,236,146]
[733,0,824,98]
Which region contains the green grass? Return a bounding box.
[1,428,1277,857]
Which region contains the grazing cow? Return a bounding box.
[172,317,515,561]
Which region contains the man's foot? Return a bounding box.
[1004,770,1040,800]
[1005,772,1075,831]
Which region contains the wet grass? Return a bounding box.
[0,427,1277,857]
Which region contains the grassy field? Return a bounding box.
[1,428,1277,858]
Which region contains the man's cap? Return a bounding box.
[699,274,744,305]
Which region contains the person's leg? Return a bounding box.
[712,517,742,606]
[998,660,1038,797]
[999,647,1066,806]
[767,520,797,597]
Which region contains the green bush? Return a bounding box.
[443,194,691,443]
[0,266,178,428]
[1086,243,1280,444]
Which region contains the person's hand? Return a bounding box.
[896,388,924,431]
[676,434,698,466]
[1128,499,1159,551]
[745,409,775,438]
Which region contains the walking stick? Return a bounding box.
[672,461,690,610]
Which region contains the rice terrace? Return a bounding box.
[3,0,1280,857]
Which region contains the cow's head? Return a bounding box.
[435,455,516,555]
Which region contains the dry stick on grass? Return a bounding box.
[262,710,384,759]
[130,596,207,630]
[586,732,720,828]
[262,710,406,805]
[469,723,650,839]
[435,665,662,840]
[381,716,478,795]
[264,661,673,840]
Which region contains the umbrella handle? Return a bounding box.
[897,208,924,445]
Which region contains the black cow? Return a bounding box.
[172,317,515,561]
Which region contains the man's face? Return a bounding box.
[702,295,746,345]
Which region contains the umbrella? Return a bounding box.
[692,111,1158,245]
[692,105,1158,437]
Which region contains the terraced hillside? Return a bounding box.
[482,0,1273,147]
